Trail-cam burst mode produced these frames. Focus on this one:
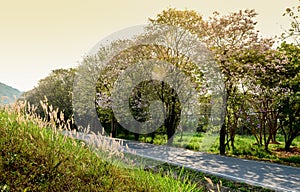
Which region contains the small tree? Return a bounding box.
[277,43,300,151]
[201,9,275,154]
[277,2,300,151]
[23,68,76,127]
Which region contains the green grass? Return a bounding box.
[127,132,217,151]
[0,101,282,191]
[145,163,273,192]
[205,134,300,166]
[125,131,300,167]
[219,135,300,164]
[173,133,203,150]
[0,105,201,192]
[280,156,300,164]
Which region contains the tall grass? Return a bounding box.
[0,100,201,191]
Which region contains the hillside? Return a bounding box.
[0,82,22,104]
[0,103,200,191]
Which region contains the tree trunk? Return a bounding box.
[284,113,296,151]
[220,123,226,155]
[150,132,155,143]
[167,134,174,145]
[134,133,139,141]
[166,110,177,145]
[285,138,294,151]
[230,136,235,152]
[166,90,180,146]
[110,117,117,138]
[219,88,228,156]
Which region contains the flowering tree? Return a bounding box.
[238,48,287,151]
[274,2,300,151]
[75,39,133,134]
[92,27,210,145]
[151,8,289,154]
[277,43,300,151]
[201,9,281,153]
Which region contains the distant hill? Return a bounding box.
[0,82,22,104]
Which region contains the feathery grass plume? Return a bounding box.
[204,176,222,192]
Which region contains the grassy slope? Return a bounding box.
[0,109,200,192]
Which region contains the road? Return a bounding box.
[62,131,300,192]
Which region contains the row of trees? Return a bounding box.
[24,7,300,154]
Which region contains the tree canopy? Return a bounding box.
[23,6,300,153]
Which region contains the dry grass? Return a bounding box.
[0,99,201,191]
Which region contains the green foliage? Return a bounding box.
[280,156,300,164]
[173,133,203,150]
[150,163,273,192]
[149,8,204,37]
[16,7,300,158]
[89,23,208,143]
[152,8,281,154]
[23,68,76,126]
[282,2,300,45]
[277,43,300,150]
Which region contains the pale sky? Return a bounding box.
[0,0,298,91]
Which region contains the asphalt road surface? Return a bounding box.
[62,131,300,192]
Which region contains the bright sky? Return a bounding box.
[0,0,298,91]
